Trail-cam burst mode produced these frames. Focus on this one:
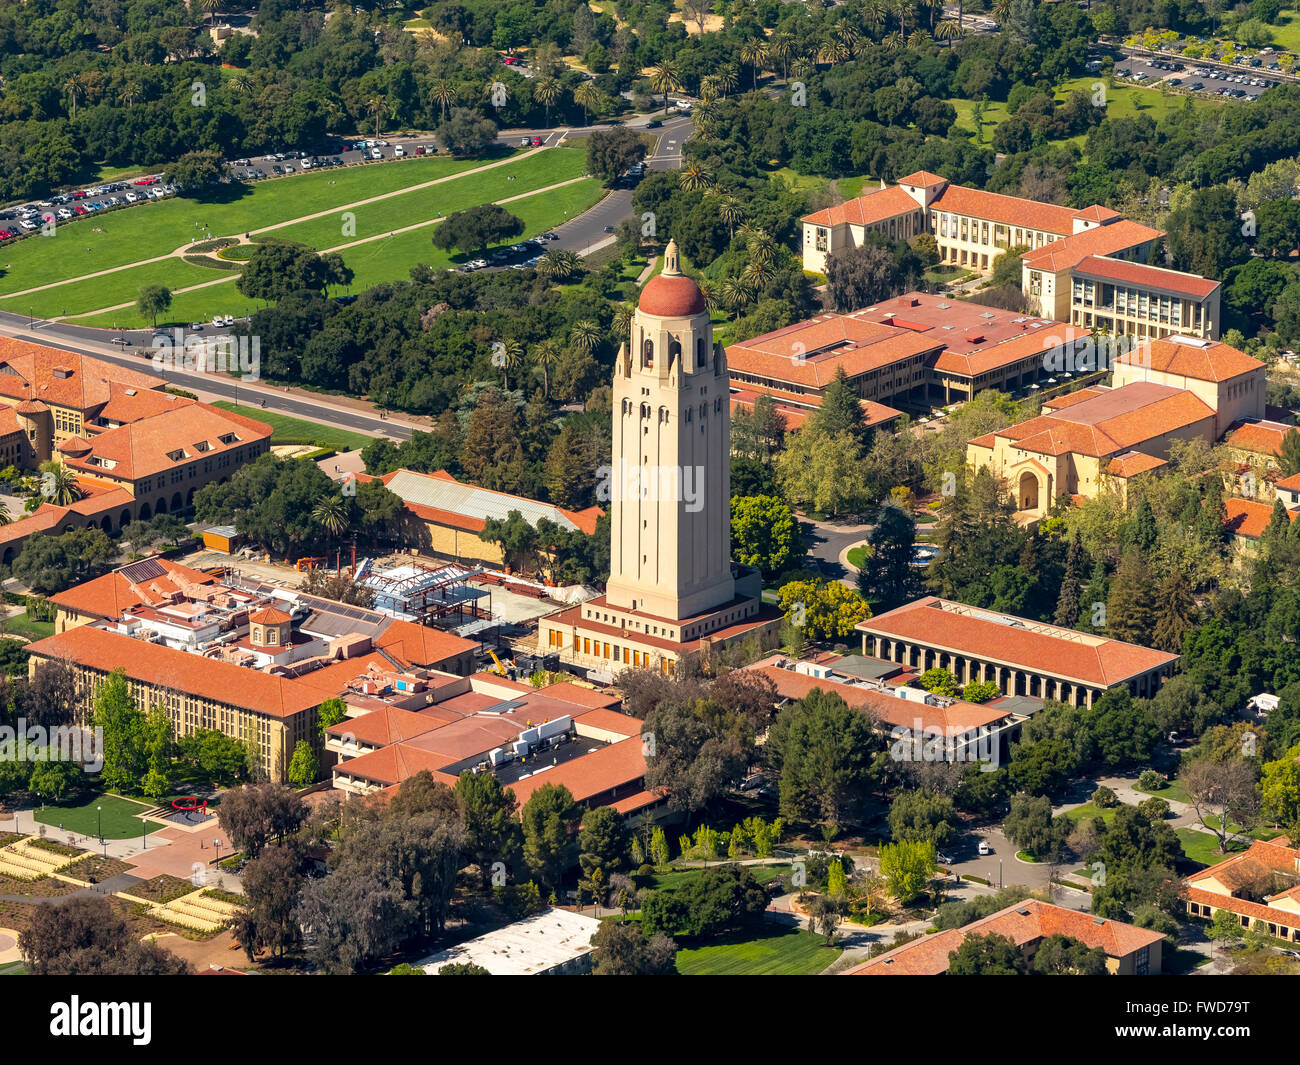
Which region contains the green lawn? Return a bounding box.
[675,925,841,975]
[1269,10,1300,52]
[32,793,158,840]
[1176,828,1247,868]
[950,76,1218,151]
[1136,777,1190,804]
[0,153,497,303]
[210,402,375,451]
[70,174,606,329]
[846,544,868,570]
[1064,801,1121,824]
[644,862,793,894]
[0,611,55,641]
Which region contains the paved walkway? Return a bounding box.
[66,174,597,320]
[8,150,563,303]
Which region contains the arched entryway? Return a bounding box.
[1017,470,1039,512]
[99,516,112,533]
[155,497,167,514]
[170,492,183,512]
[139,502,152,521]
[119,509,132,528]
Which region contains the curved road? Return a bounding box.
[0,113,694,440]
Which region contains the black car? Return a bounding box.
[646,118,661,129]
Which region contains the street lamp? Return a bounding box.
[97,804,102,843]
[140,816,147,850]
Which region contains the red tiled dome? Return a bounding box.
[637,239,705,317]
[57,435,91,455]
[639,273,706,317]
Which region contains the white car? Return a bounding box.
[936,852,955,865]
[977,840,992,856]
[124,192,139,203]
[394,145,406,157]
[370,148,383,159]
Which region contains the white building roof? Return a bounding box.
[385,470,584,532]
[417,909,603,975]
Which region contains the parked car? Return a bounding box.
[977,840,992,855]
[369,148,383,159]
[937,852,955,865]
[394,145,406,157]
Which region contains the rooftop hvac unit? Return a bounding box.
[518,727,541,747]
[794,661,833,679]
[512,739,530,759]
[537,716,571,741]
[488,747,511,767]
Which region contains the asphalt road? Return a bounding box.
[0,113,695,440]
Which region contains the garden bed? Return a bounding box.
[130,875,197,904]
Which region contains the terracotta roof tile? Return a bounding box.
[1119,337,1263,383]
[802,186,921,228]
[1106,451,1167,478]
[48,559,220,618]
[1224,497,1295,539]
[1073,255,1219,298]
[1022,220,1164,272]
[25,626,323,718]
[858,596,1176,686]
[931,185,1081,235]
[1224,419,1297,457]
[0,337,163,411]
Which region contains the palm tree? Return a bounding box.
[693,98,719,138]
[118,78,143,108]
[40,463,82,507]
[769,32,796,80]
[534,77,562,127]
[835,21,862,56]
[430,79,457,120]
[864,0,889,35]
[200,0,220,26]
[907,28,930,49]
[790,57,813,82]
[746,227,777,267]
[225,71,250,94]
[532,339,560,398]
[891,0,910,36]
[936,19,963,48]
[537,249,580,280]
[740,38,769,89]
[698,279,719,313]
[698,75,721,102]
[612,302,635,341]
[679,164,713,192]
[882,31,904,53]
[821,37,851,67]
[0,499,10,526]
[64,74,85,119]
[719,196,745,240]
[570,319,601,357]
[720,275,753,320]
[650,61,682,114]
[716,64,738,99]
[993,0,1011,23]
[367,95,388,140]
[312,494,349,542]
[573,81,602,125]
[496,337,524,390]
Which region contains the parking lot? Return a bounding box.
[1113,55,1281,100]
[0,176,176,243]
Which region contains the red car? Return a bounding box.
[415,146,426,155]
[73,204,88,215]
[133,176,159,186]
[503,56,519,65]
[530,136,544,146]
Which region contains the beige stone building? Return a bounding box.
[966,335,1266,520]
[538,242,781,675]
[800,171,1122,275]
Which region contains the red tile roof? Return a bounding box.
[743,654,1010,733]
[25,625,323,718]
[1224,497,1295,540]
[503,736,647,806]
[1278,471,1300,493]
[1022,220,1164,273]
[898,171,949,188]
[858,596,1177,687]
[931,184,1080,236]
[802,186,921,228]
[48,559,220,618]
[65,401,271,483]
[1224,419,1297,457]
[1074,255,1219,298]
[325,705,444,747]
[0,337,164,411]
[843,899,1164,974]
[372,618,480,669]
[1106,451,1167,478]
[990,382,1214,458]
[1119,337,1263,383]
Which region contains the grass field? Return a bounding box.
[32,793,158,840]
[1176,828,1246,868]
[675,925,841,975]
[644,862,793,894]
[1269,10,1300,52]
[1064,800,1121,824]
[66,165,605,329]
[0,153,493,300]
[1136,777,1190,804]
[210,402,375,451]
[0,611,55,641]
[950,76,1217,150]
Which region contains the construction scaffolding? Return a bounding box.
[360,561,493,627]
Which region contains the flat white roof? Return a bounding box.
[417,909,603,975]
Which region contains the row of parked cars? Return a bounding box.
[455,232,560,272]
[0,179,177,241]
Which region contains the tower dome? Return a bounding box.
[638,240,706,317]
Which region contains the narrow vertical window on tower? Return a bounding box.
[668,336,680,370]
[696,337,705,367]
[642,338,654,369]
